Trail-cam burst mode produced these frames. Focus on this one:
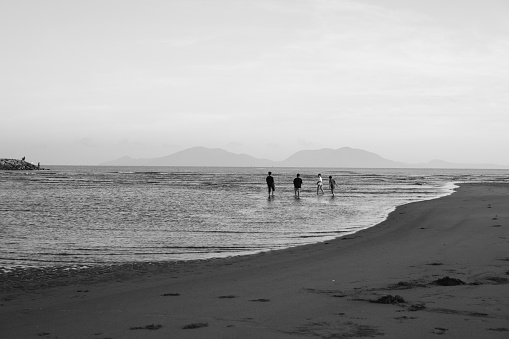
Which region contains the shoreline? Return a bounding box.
[0,181,456,272]
[1,183,508,338]
[0,184,457,290]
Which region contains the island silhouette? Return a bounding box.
[100,147,508,169]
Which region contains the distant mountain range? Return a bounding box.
[100,147,509,169]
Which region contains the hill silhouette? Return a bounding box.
[278,147,406,168]
[102,147,275,167]
[100,147,508,169]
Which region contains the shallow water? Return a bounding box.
[0,166,507,268]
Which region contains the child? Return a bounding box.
[329,175,337,196]
[317,174,324,195]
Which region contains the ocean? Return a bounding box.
[0,166,507,269]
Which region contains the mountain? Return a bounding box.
[101,147,276,167]
[100,147,509,169]
[278,147,408,168]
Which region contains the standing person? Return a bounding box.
[293,173,303,198]
[329,175,337,196]
[317,174,324,195]
[266,171,275,197]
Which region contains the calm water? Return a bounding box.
[0,166,507,268]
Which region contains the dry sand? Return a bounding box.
[1,183,508,338]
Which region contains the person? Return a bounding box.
[293,173,303,198]
[329,175,337,196]
[317,174,324,195]
[266,171,275,197]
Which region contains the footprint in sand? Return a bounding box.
[182,322,208,329]
[161,292,180,296]
[130,324,162,330]
[488,327,509,332]
[434,327,448,335]
[394,316,417,321]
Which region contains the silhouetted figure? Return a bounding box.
[22,156,25,161]
[329,175,337,196]
[37,162,40,170]
[266,172,275,197]
[293,174,302,198]
[317,174,324,195]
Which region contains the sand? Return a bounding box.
[1,183,508,338]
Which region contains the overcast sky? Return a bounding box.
[1,0,508,165]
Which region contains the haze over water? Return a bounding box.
[0,166,507,269]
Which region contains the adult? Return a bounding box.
[329,175,337,196]
[266,172,275,197]
[317,174,324,195]
[293,173,303,198]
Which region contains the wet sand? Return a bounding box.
[1,183,508,338]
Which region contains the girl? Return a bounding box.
[317,174,324,195]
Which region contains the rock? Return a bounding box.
[408,303,426,311]
[371,294,406,304]
[0,158,43,170]
[432,276,466,286]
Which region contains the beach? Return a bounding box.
[1,183,508,338]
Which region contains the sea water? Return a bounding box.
[0,166,507,268]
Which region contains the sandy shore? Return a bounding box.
[1,183,508,338]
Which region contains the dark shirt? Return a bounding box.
[293,177,302,188]
[266,175,274,186]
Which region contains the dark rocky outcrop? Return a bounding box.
[371,294,406,304]
[432,276,466,286]
[0,159,43,170]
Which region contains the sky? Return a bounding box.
[1,0,508,166]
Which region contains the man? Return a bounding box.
[266,171,275,197]
[293,173,303,198]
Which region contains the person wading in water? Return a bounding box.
[266,172,275,197]
[329,175,337,196]
[317,174,324,195]
[293,173,303,198]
